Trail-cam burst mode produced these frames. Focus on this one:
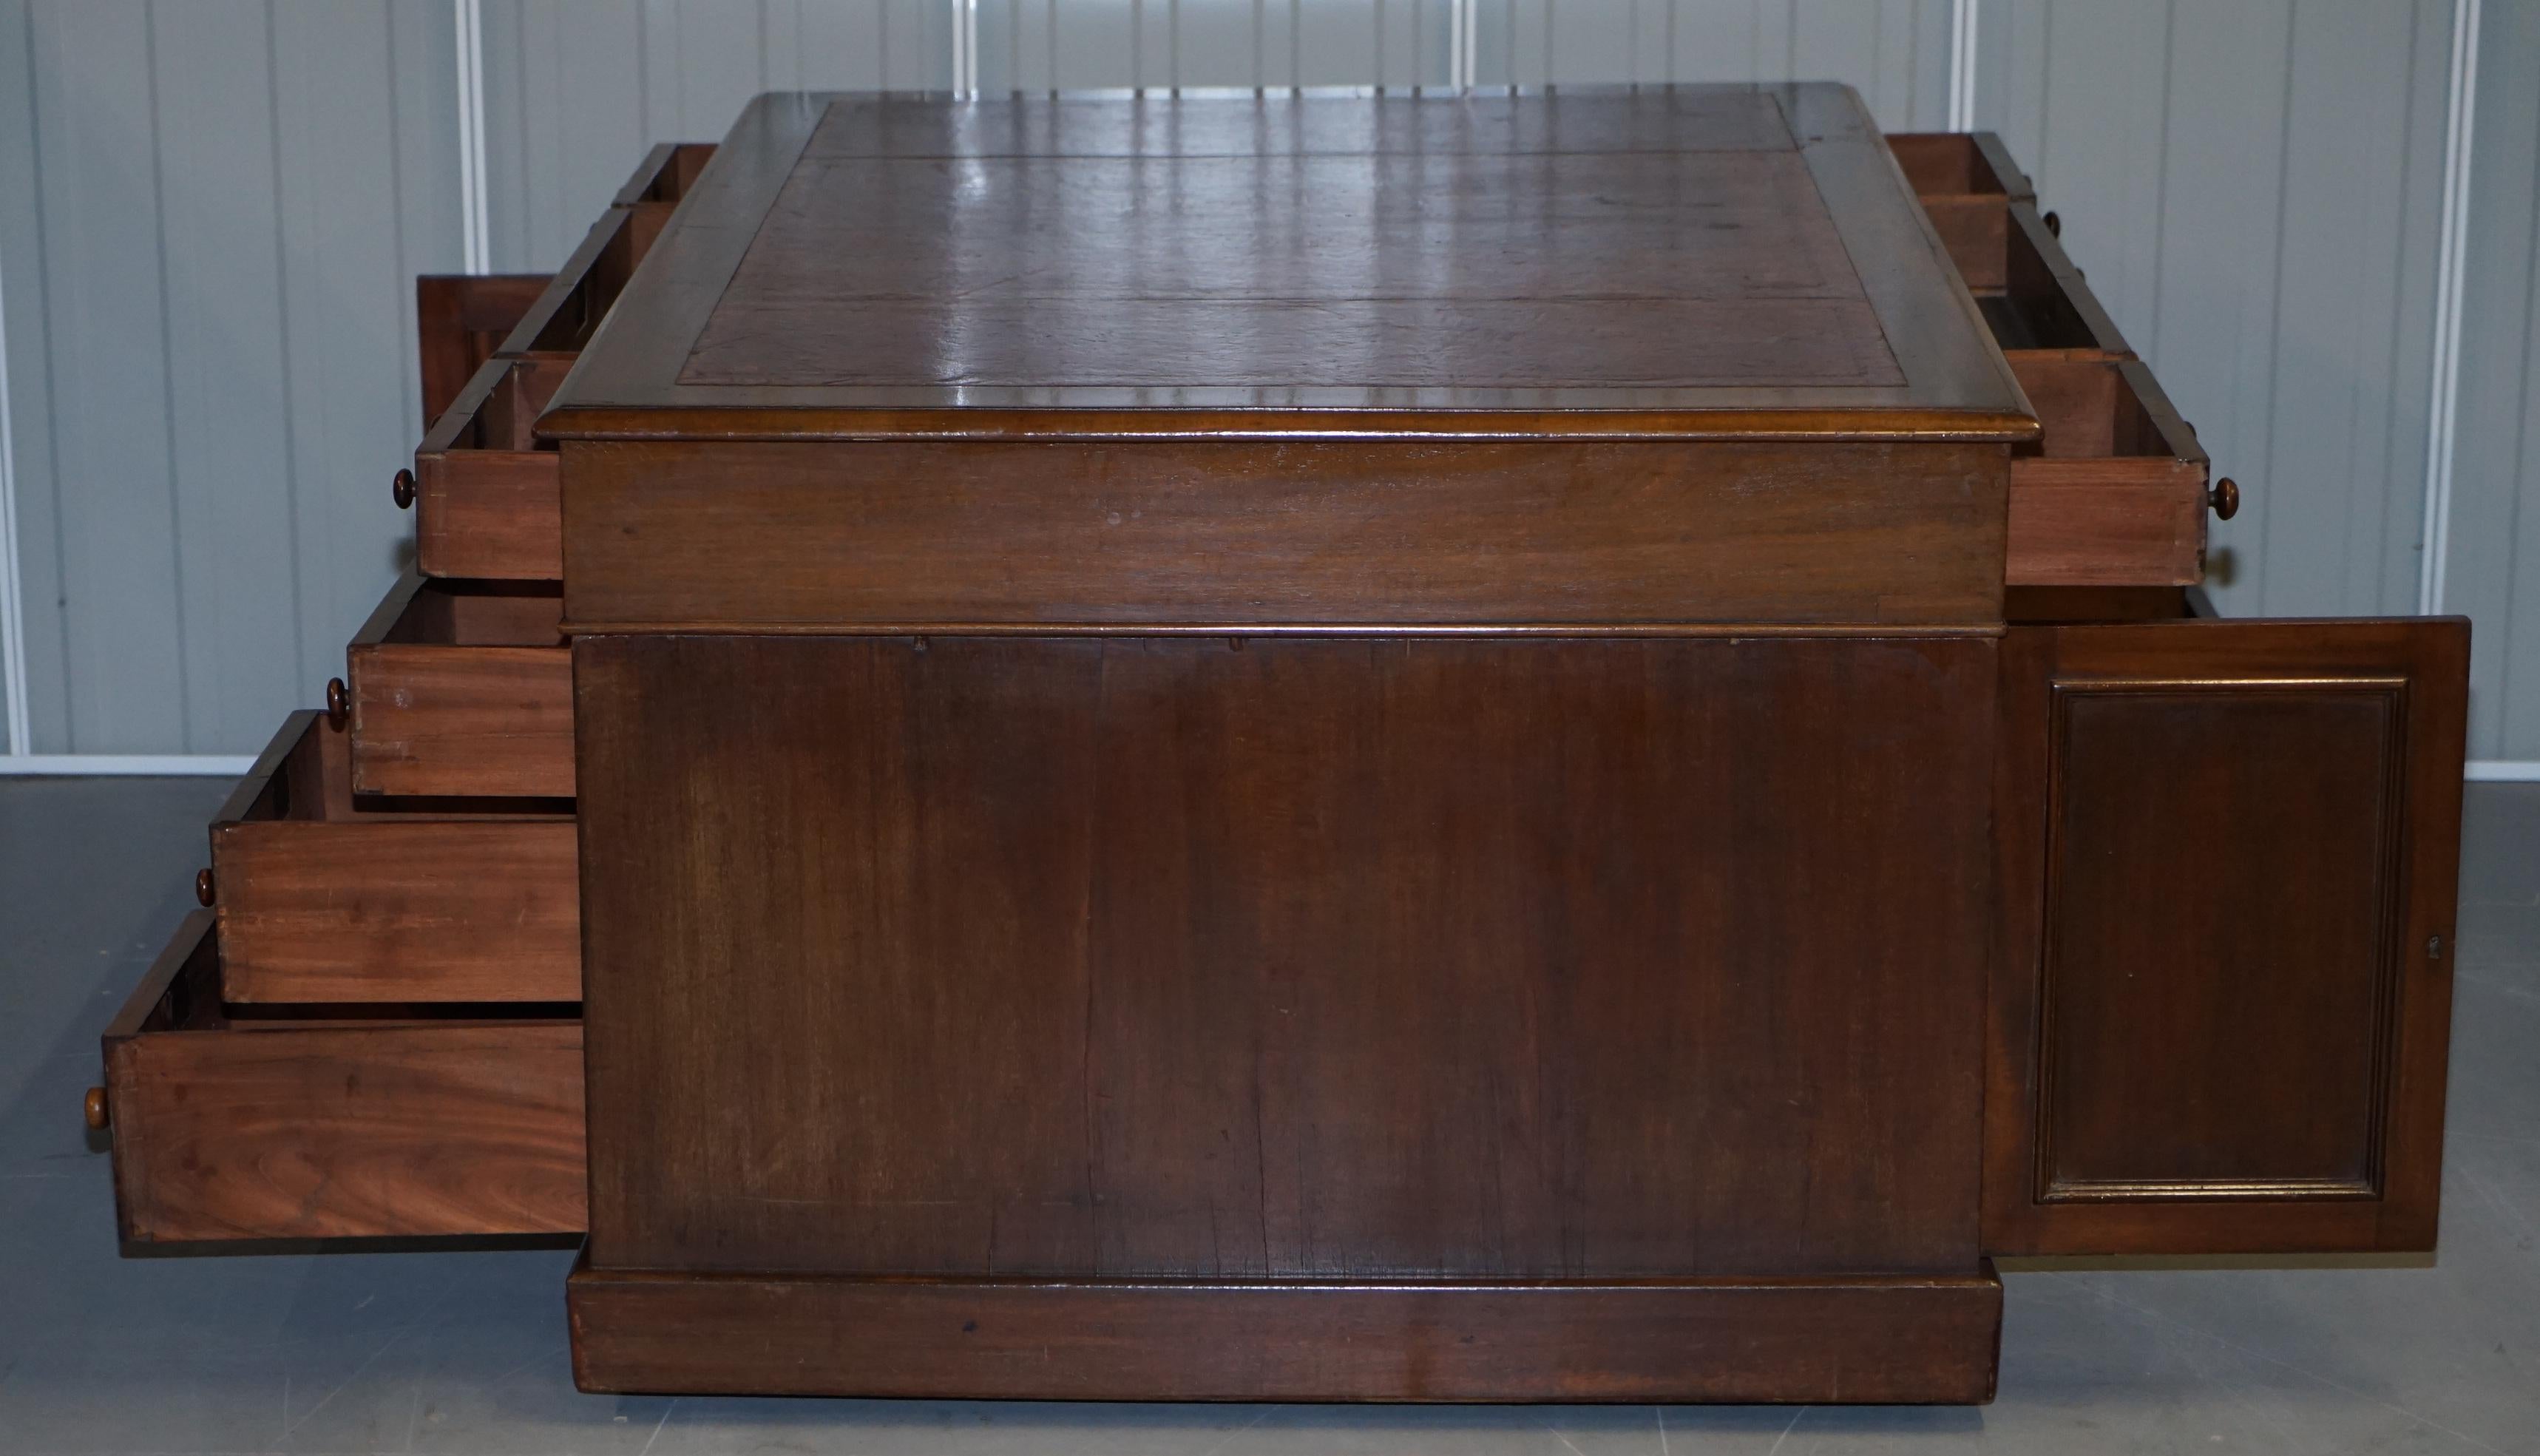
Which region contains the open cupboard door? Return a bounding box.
[1988,614,2470,1255]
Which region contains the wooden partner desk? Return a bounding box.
[97,87,2469,1406]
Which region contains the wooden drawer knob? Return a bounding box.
[84,1086,109,1131]
[392,467,417,509]
[2209,476,2240,521]
[195,867,216,907]
[325,677,349,728]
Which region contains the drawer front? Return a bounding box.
[343,574,573,798]
[101,913,586,1244]
[207,713,578,1003]
[2005,357,2210,587]
[415,272,549,427]
[1987,614,2468,1255]
[348,645,573,797]
[412,357,565,580]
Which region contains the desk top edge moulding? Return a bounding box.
[94,84,2470,1410]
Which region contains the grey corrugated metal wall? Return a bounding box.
[0,0,459,759]
[0,0,2531,763]
[2453,0,2540,765]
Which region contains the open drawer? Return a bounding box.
[2004,354,2212,587]
[1888,131,2032,287]
[496,206,647,361]
[612,140,716,255]
[1987,609,2469,1254]
[203,711,577,1003]
[339,572,572,799]
[414,272,549,427]
[1967,203,2131,356]
[1894,133,2130,356]
[95,912,585,1245]
[495,143,705,364]
[406,356,566,580]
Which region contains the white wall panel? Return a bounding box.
[976,1,1446,92]
[0,0,457,755]
[2450,0,2540,758]
[481,0,939,274]
[1973,0,2455,627]
[1,1,76,753]
[24,2,184,754]
[1487,1,1948,129]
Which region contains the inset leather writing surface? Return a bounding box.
[543,86,2036,439]
[683,143,1900,390]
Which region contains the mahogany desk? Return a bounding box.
[95,87,2470,1406]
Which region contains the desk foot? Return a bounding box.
[565,1253,2002,1403]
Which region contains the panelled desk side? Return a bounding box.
[540,84,2023,1403]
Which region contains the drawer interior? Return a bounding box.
[415,272,549,427]
[413,356,567,581]
[365,575,566,650]
[208,713,579,1003]
[1892,132,2125,356]
[122,914,579,1034]
[617,142,717,256]
[431,353,568,450]
[344,573,575,799]
[1889,132,2027,202]
[497,205,651,359]
[1999,355,2209,589]
[2006,355,2198,466]
[218,710,572,830]
[617,140,715,208]
[1969,205,2129,355]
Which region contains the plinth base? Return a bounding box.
[566,1254,2002,1403]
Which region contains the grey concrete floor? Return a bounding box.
[1,775,2535,1455]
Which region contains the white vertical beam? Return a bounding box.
[951,0,976,93]
[1449,0,1474,89]
[0,202,27,758]
[2419,0,2482,616]
[1948,0,1979,132]
[453,0,489,274]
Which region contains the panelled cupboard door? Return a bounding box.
[1987,617,2469,1255]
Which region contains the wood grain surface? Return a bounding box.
[566,1260,2005,1403]
[415,357,564,580]
[345,574,572,798]
[1985,616,2468,1254]
[2004,357,2207,586]
[104,914,586,1243]
[415,272,546,427]
[561,438,2010,631]
[575,633,1995,1279]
